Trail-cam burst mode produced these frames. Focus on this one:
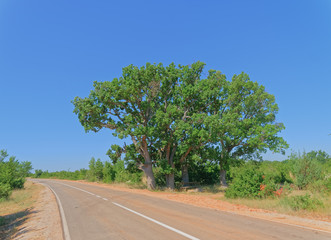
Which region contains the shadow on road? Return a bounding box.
[0,208,38,240]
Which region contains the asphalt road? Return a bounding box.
[34,179,331,240]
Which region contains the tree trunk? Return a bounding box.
[220,169,227,187]
[219,155,228,186]
[136,137,156,190]
[142,163,156,190]
[166,173,175,190]
[181,165,189,186]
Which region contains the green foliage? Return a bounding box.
[95,159,104,181]
[306,150,330,164]
[72,62,288,189]
[106,145,123,164]
[210,73,288,184]
[87,157,96,181]
[34,169,43,178]
[281,194,324,211]
[259,161,293,184]
[0,183,11,199]
[33,169,88,180]
[289,152,323,189]
[0,150,32,200]
[103,161,115,183]
[225,163,264,198]
[112,160,142,184]
[226,161,287,199]
[34,158,143,186]
[153,166,182,187]
[188,160,220,185]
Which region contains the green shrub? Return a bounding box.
[259,161,293,184]
[287,152,324,190]
[113,160,142,184]
[103,162,115,183]
[307,179,331,194]
[0,183,12,199]
[0,150,31,201]
[11,178,25,189]
[326,177,331,192]
[225,161,284,199]
[225,163,264,198]
[281,194,324,211]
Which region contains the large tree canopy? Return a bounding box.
[72,62,288,189]
[208,73,288,185]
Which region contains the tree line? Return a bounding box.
[33,149,331,203]
[72,62,288,190]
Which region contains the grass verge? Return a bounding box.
[0,181,43,239]
[218,190,331,220]
[167,184,331,220]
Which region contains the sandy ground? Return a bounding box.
[12,182,63,240]
[20,179,331,239]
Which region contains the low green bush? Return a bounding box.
[11,178,25,189]
[281,194,324,211]
[0,183,12,200]
[225,163,264,198]
[307,179,331,194]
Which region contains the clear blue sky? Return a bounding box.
[1,0,330,172]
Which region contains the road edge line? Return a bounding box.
[112,202,200,240]
[39,182,72,240]
[40,179,331,235]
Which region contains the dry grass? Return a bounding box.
[170,185,331,220]
[216,190,331,221]
[0,181,43,238]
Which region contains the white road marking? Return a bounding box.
[112,202,200,240]
[47,180,200,239]
[39,182,72,240]
[56,182,96,196]
[39,180,331,236]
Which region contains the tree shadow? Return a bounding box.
[0,208,38,240]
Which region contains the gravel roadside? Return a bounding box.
[12,181,63,240]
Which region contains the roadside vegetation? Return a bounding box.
[0,150,32,200]
[0,149,34,237]
[0,181,43,238]
[33,61,330,217]
[34,149,331,216]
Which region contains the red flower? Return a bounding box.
[273,187,283,196]
[260,184,266,191]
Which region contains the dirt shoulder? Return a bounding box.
[12,181,62,240]
[0,181,62,240]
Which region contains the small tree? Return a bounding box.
[293,153,323,189]
[88,157,96,181]
[95,159,104,181]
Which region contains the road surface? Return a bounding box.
[34,179,331,240]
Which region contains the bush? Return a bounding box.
[287,151,326,190]
[306,178,331,194]
[225,161,285,199]
[0,150,31,201]
[225,163,264,198]
[281,194,324,211]
[103,162,115,183]
[0,183,12,200]
[11,178,25,189]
